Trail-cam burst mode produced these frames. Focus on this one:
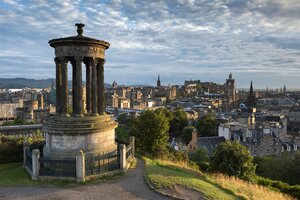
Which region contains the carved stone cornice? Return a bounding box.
[54,46,105,59]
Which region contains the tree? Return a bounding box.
[181,126,194,145]
[155,108,174,122]
[169,108,188,138]
[196,114,217,137]
[211,141,256,180]
[254,152,300,185]
[116,114,134,140]
[130,110,169,158]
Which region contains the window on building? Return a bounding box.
[287,145,291,151]
[294,144,297,151]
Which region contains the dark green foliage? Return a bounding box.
[255,176,300,199]
[254,152,300,185]
[154,108,188,138]
[130,110,169,158]
[188,148,210,171]
[181,126,194,145]
[195,114,217,137]
[169,108,188,138]
[0,131,44,164]
[211,141,256,180]
[116,114,134,140]
[2,117,34,126]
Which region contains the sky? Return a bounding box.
[0,0,300,89]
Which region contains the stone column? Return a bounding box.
[55,57,62,114]
[97,59,105,115]
[72,56,83,117]
[91,58,98,116]
[119,144,127,172]
[76,150,85,182]
[60,57,69,116]
[32,149,40,180]
[85,60,91,114]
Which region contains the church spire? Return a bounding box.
[247,80,256,107]
[157,74,161,87]
[250,80,253,95]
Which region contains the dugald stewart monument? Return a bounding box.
[21,24,135,182]
[44,23,118,157]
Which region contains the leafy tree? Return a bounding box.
[254,152,300,185]
[130,110,169,158]
[196,114,217,137]
[181,126,195,145]
[211,141,256,180]
[155,108,174,122]
[116,113,134,140]
[169,108,188,138]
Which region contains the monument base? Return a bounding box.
[42,114,118,157]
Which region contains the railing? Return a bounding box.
[25,148,32,171]
[24,137,135,181]
[85,150,120,177]
[39,157,76,177]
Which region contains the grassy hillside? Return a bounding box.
[144,157,293,200]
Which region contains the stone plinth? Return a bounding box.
[42,114,118,157]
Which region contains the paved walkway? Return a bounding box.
[0,160,172,200]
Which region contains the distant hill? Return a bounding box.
[0,78,111,89]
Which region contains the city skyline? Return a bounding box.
[0,0,300,88]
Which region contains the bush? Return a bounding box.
[0,133,44,164]
[255,176,300,199]
[188,148,210,171]
[254,152,300,185]
[210,141,256,180]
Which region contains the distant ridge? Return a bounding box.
[0,78,111,89]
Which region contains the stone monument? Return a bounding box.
[43,23,118,157]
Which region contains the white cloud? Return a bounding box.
[0,0,299,88]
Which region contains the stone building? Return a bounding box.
[225,73,236,103]
[187,129,225,155]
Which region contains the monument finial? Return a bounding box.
[75,23,85,36]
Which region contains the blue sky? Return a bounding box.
[0,0,300,89]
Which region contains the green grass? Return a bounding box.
[0,163,35,186]
[0,163,123,186]
[144,157,293,200]
[144,157,243,200]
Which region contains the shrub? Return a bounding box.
[188,148,210,171]
[254,152,300,185]
[256,176,300,199]
[0,133,44,164]
[210,141,256,180]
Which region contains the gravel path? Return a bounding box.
[0,159,173,200]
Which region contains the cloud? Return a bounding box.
[0,0,299,88]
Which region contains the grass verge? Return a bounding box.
[143,157,293,200]
[0,163,124,186]
[144,157,243,200]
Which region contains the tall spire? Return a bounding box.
[247,80,256,107]
[157,74,161,87]
[250,80,253,94]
